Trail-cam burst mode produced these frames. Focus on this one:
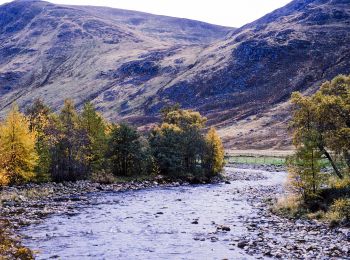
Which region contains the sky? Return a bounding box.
[0,0,292,27]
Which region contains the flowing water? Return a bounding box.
[21,168,286,260]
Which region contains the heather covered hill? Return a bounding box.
[0,0,349,150]
[0,0,231,115]
[157,0,350,149]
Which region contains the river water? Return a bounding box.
[21,168,286,259]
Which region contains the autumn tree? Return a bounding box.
[288,74,350,205]
[315,75,350,170]
[291,74,350,179]
[150,107,224,180]
[203,127,225,175]
[0,105,38,185]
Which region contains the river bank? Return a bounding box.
[1,166,349,259]
[233,168,350,258]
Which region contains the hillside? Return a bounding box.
[0,0,349,150]
[154,0,350,149]
[76,5,232,45]
[0,0,231,120]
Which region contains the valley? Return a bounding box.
[0,1,349,258]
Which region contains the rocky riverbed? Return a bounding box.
[0,177,198,258]
[236,178,350,258]
[0,178,196,228]
[1,166,349,259]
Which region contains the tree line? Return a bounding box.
[0,100,225,186]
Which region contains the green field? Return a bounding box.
[225,155,286,166]
[225,154,344,168]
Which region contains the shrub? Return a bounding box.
[14,247,33,260]
[328,176,350,189]
[0,169,9,186]
[327,198,350,222]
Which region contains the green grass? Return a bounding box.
[225,155,286,166]
[225,154,345,167]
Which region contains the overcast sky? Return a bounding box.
[0,0,292,27]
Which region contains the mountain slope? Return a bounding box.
[153,0,350,149]
[0,0,231,120]
[0,0,349,150]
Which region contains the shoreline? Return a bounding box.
[1,165,349,259]
[231,170,350,258]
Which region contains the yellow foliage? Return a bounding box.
[326,198,350,222]
[0,105,38,185]
[291,74,350,179]
[157,122,182,133]
[14,247,34,260]
[328,175,350,189]
[0,168,9,186]
[205,127,225,174]
[163,109,207,130]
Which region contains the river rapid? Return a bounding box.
[20,168,286,259]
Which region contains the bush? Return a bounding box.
[327,198,350,223]
[0,169,9,186]
[0,220,33,259]
[328,176,350,189]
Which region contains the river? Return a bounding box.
[20,167,286,259]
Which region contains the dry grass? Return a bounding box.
[272,195,305,218]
